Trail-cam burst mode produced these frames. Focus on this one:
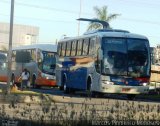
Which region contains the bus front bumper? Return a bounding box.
[100,85,149,94]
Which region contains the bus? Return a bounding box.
[0,44,57,88]
[56,19,151,99]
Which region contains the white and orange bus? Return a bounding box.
[0,44,57,88]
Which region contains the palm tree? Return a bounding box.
[87,6,120,31]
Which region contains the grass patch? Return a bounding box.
[11,90,40,96]
[0,89,40,96]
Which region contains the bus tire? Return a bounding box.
[127,94,136,100]
[87,76,94,97]
[59,86,64,91]
[63,75,69,94]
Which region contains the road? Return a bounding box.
[0,82,160,103]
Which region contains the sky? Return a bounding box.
[0,0,160,47]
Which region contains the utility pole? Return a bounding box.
[78,0,82,36]
[7,0,15,94]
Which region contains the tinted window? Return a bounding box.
[82,38,89,55]
[58,43,62,56]
[127,39,150,77]
[89,37,96,55]
[66,42,71,56]
[77,40,83,56]
[31,49,36,61]
[102,38,127,75]
[42,51,56,75]
[61,42,66,56]
[71,40,77,56]
[12,51,16,62]
[15,50,31,63]
[0,53,7,62]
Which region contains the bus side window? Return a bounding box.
[82,38,89,55]
[89,37,96,55]
[31,49,36,61]
[58,43,62,56]
[77,40,83,56]
[27,50,32,61]
[71,40,77,56]
[12,51,16,62]
[61,42,66,56]
[66,41,71,56]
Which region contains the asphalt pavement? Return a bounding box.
[0,82,160,103]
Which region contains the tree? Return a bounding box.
[87,6,120,31]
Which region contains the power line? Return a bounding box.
[0,0,92,16]
[1,12,160,27]
[0,13,77,24]
[0,13,160,39]
[119,17,160,26]
[119,0,160,7]
[1,0,160,34]
[1,0,160,26]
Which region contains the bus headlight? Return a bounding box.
[143,83,148,86]
[103,81,114,85]
[140,83,148,86]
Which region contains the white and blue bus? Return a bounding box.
[56,20,151,99]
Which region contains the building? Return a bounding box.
[0,22,39,50]
[155,45,160,65]
[150,47,156,65]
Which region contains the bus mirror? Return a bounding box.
[98,49,103,60]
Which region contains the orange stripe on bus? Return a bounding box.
[0,76,7,82]
[36,78,56,86]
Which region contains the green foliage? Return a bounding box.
[87,6,120,31]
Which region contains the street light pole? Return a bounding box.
[78,0,82,36]
[7,0,15,94]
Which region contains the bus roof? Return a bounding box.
[59,29,148,42]
[12,44,57,52]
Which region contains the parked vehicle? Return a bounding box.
[56,19,151,99]
[0,44,57,88]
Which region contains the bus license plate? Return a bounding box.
[122,88,131,92]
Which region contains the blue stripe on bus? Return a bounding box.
[62,67,87,90]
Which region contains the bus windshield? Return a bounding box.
[102,38,150,77]
[0,53,7,62]
[0,53,7,70]
[42,51,56,75]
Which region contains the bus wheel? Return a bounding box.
[87,76,94,97]
[32,75,36,88]
[63,76,69,94]
[59,86,64,91]
[127,94,136,100]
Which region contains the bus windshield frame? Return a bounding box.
[101,37,150,77]
[41,51,56,75]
